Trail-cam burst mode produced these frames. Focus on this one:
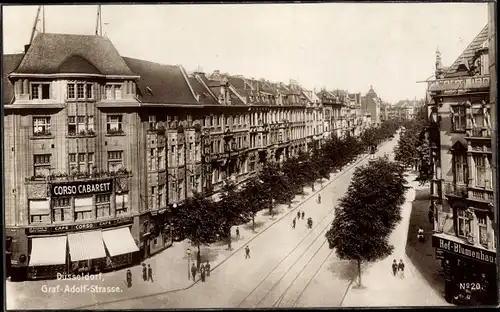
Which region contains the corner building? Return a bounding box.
[3,33,324,280]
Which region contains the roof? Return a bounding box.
[444,25,488,77]
[14,33,136,76]
[122,57,199,105]
[3,53,25,104]
[188,76,218,105]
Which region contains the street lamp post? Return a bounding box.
[186,247,191,280]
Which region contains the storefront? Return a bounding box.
[142,207,174,258]
[26,216,138,280]
[432,234,497,305]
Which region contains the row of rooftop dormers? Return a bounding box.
[3,32,378,110]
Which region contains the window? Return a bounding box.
[149,115,157,129]
[195,142,201,162]
[96,194,111,218]
[30,83,50,100]
[151,186,157,209]
[74,197,93,221]
[178,179,184,200]
[158,147,165,170]
[195,174,201,192]
[69,153,77,172]
[116,193,129,215]
[158,184,165,208]
[68,116,76,135]
[105,84,123,100]
[29,199,50,224]
[88,153,94,172]
[77,116,86,133]
[67,84,75,99]
[477,214,488,246]
[108,151,123,172]
[33,154,51,177]
[149,148,157,171]
[212,116,217,126]
[33,117,51,135]
[86,84,94,99]
[77,83,85,99]
[190,175,195,188]
[52,198,71,223]
[452,105,466,131]
[474,155,486,187]
[189,143,194,162]
[454,154,467,184]
[87,116,94,132]
[78,153,86,172]
[107,115,123,133]
[457,209,472,237]
[226,116,230,126]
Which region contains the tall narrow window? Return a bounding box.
[77,116,86,133]
[86,83,94,99]
[116,193,129,215]
[474,155,486,187]
[68,116,76,135]
[67,84,76,99]
[158,184,165,208]
[452,105,466,131]
[96,194,111,218]
[477,214,488,246]
[105,85,113,99]
[454,154,467,184]
[149,148,157,171]
[69,153,77,172]
[158,147,165,170]
[77,83,85,99]
[149,115,157,130]
[78,153,86,172]
[457,209,472,237]
[87,153,94,173]
[87,116,94,132]
[52,198,71,223]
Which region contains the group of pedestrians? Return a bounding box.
[191,261,211,282]
[391,259,405,278]
[125,262,154,288]
[292,211,306,229]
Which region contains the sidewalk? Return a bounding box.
[405,184,446,299]
[6,154,368,310]
[341,173,451,307]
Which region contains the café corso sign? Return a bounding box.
[50,179,113,197]
[26,217,134,235]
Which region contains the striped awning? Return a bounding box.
[29,236,67,267]
[68,230,106,262]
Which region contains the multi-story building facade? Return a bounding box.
[3,33,326,281]
[427,25,497,305]
[361,85,382,125]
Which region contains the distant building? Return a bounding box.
[361,85,381,125]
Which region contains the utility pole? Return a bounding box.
[42,5,45,33]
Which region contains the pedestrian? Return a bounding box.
[126,269,132,288]
[142,263,147,282]
[236,227,240,239]
[245,245,251,259]
[317,194,321,204]
[147,264,154,282]
[297,211,301,219]
[292,218,296,229]
[191,263,197,281]
[205,261,211,277]
[398,259,405,279]
[391,259,398,276]
[301,211,305,220]
[200,263,206,282]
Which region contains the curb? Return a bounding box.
[77,153,370,309]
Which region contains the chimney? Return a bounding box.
[24,44,31,53]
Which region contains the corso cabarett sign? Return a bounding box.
[50,179,113,197]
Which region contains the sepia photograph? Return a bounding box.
[2,2,498,309]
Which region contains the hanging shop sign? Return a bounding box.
[26,217,133,235]
[50,179,113,197]
[432,235,496,265]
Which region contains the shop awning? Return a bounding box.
[102,227,139,257]
[67,230,106,262]
[29,236,67,267]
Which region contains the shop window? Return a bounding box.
[451,105,466,132]
[68,116,77,135]
[108,151,123,172]
[474,155,486,187]
[116,193,129,215]
[33,154,51,177]
[75,197,93,221]
[52,198,71,222]
[457,209,472,238]
[106,115,123,133]
[96,194,111,218]
[477,214,488,246]
[30,83,51,100]
[454,154,467,184]
[158,147,165,170]
[29,199,50,224]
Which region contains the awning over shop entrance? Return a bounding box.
[29,236,67,267]
[102,227,139,257]
[68,230,106,262]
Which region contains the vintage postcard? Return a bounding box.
[2,2,498,309]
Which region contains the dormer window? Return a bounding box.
[30,83,51,100]
[105,84,123,100]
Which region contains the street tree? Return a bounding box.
[178,191,220,268]
[325,157,408,287]
[240,177,268,231]
[258,162,290,216]
[218,180,250,250]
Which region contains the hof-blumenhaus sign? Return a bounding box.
[50,179,113,197]
[432,235,496,265]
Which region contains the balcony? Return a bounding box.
[443,182,468,198]
[466,127,491,139]
[428,76,489,93]
[469,187,494,203]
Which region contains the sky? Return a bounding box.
[2,3,489,103]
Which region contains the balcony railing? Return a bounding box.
[443,182,468,198]
[469,188,494,202]
[428,76,489,92]
[467,127,491,138]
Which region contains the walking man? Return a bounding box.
[200,263,206,282]
[317,194,321,204]
[142,263,147,282]
[236,227,240,239]
[147,264,154,282]
[391,259,398,276]
[398,259,405,279]
[191,263,197,281]
[205,261,211,277]
[297,211,301,219]
[245,245,251,259]
[292,218,296,229]
[301,211,305,220]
